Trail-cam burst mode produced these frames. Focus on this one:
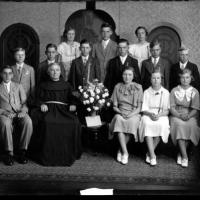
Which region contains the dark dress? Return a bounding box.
[31,79,82,166]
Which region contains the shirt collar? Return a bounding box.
[150,86,164,95]
[16,63,24,69]
[102,39,110,46]
[82,55,89,61]
[47,60,55,64]
[151,57,159,63]
[120,55,128,64]
[3,81,11,86]
[179,61,188,68]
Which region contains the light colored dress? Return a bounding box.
[109,82,143,141]
[57,41,80,81]
[139,86,170,143]
[170,86,200,146]
[129,42,150,72]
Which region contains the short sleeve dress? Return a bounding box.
[170,86,200,146]
[57,41,80,81]
[109,82,143,141]
[129,42,150,72]
[139,86,170,143]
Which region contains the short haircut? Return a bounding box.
[122,66,135,75]
[13,47,25,54]
[80,39,91,47]
[1,65,13,73]
[151,68,163,77]
[118,38,129,45]
[63,27,75,36]
[135,26,148,36]
[101,22,113,31]
[45,43,57,51]
[47,62,61,72]
[150,40,161,49]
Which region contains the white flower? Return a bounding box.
[102,94,106,98]
[104,89,108,92]
[80,89,83,93]
[106,102,111,107]
[98,100,102,104]
[95,88,100,94]
[87,107,91,112]
[90,91,95,97]
[96,95,100,100]
[104,92,109,97]
[84,100,89,104]
[89,97,94,103]
[83,93,89,98]
[78,86,82,90]
[101,99,105,103]
[93,106,99,111]
[83,101,86,105]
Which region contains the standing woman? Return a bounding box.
[170,69,200,168]
[110,66,143,165]
[57,27,80,81]
[139,70,170,166]
[129,26,150,73]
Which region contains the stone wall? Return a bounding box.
[0,1,200,67]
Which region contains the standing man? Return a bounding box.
[37,43,65,86]
[92,22,118,83]
[0,65,33,166]
[104,38,140,96]
[11,47,35,106]
[170,45,200,92]
[141,40,171,91]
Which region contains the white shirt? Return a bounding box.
[179,61,188,70]
[3,81,11,93]
[47,60,55,65]
[16,63,24,71]
[82,55,89,64]
[102,39,110,49]
[120,55,128,65]
[151,57,159,66]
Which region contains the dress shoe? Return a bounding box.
[117,150,122,163]
[177,153,182,165]
[121,154,129,165]
[18,151,28,164]
[150,157,157,166]
[4,155,14,166]
[146,153,150,164]
[181,158,188,168]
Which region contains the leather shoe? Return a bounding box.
[18,151,28,164]
[4,155,14,166]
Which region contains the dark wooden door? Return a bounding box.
[65,9,118,44]
[0,23,40,70]
[148,26,181,65]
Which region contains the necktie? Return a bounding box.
[5,84,9,93]
[180,63,184,70]
[153,58,157,67]
[18,66,22,75]
[83,58,87,65]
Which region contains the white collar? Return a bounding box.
[47,60,55,64]
[16,63,24,69]
[120,55,128,64]
[175,85,195,102]
[102,39,110,45]
[82,55,89,61]
[179,61,188,69]
[151,57,159,63]
[3,81,11,86]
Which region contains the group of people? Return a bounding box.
[0,22,199,169]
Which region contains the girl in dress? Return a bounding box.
[110,66,143,165]
[170,68,200,168]
[129,26,150,72]
[57,27,80,81]
[139,70,170,166]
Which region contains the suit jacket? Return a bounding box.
[11,63,35,102]
[0,81,28,115]
[37,60,66,86]
[141,57,171,91]
[104,55,140,95]
[92,40,118,82]
[68,56,101,91]
[170,61,200,92]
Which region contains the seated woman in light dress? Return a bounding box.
[170,69,200,168]
[57,27,80,81]
[110,66,143,165]
[139,70,170,166]
[129,26,150,73]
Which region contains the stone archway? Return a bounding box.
[65,9,118,44]
[148,26,181,65]
[0,23,40,70]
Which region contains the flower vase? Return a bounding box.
[90,111,97,116]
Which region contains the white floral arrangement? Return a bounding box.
[78,79,111,114]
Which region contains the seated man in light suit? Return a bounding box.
[11,47,35,107]
[0,65,33,166]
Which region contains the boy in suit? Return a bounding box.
[0,65,33,166]
[170,45,200,92]
[11,47,35,106]
[92,23,118,82]
[141,40,171,91]
[37,43,65,86]
[104,38,140,96]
